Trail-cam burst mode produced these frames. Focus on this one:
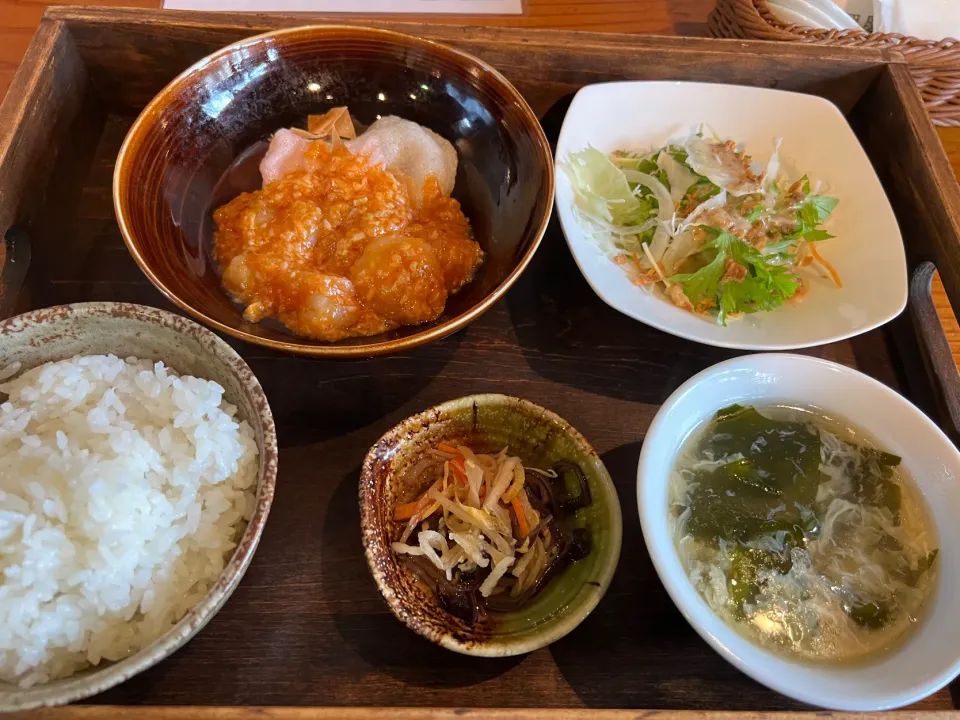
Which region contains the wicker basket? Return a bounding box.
[708,0,960,126]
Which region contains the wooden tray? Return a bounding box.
[4,7,960,718]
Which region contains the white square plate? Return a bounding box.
[554,81,907,350]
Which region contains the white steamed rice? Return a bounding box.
[0,354,258,688]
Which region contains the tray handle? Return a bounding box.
[910,261,960,441]
[0,225,30,320]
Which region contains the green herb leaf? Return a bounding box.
[667,231,801,325]
[677,177,721,216]
[669,146,690,165]
[781,194,839,248]
[716,232,800,323]
[717,265,800,325]
[801,229,834,242]
[668,250,726,306]
[627,196,657,226]
[761,238,798,254]
[809,195,839,222]
[635,157,660,174]
[767,265,802,297]
[798,202,819,229]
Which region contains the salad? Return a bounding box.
[563,132,840,325]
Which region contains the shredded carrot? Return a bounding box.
[512,496,530,537]
[449,457,470,493]
[501,464,526,504]
[394,491,439,522]
[627,254,660,286]
[394,479,441,522]
[437,442,460,455]
[393,500,421,522]
[450,456,468,482]
[810,244,842,288]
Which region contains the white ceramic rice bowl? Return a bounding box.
[0,302,278,710]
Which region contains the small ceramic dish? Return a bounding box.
[114,25,553,358]
[0,303,277,711]
[359,394,622,656]
[554,81,906,350]
[637,353,960,710]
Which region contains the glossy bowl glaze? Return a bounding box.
[0,303,277,710]
[114,25,554,357]
[359,394,622,656]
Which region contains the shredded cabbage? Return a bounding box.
[440,545,467,581]
[678,190,728,232]
[449,531,489,568]
[683,134,762,196]
[657,150,699,204]
[563,147,641,225]
[620,169,674,226]
[391,542,424,556]
[563,149,658,259]
[659,228,697,278]
[418,530,448,571]
[480,556,515,598]
[483,457,519,510]
[393,446,594,615]
[762,137,782,189]
[464,460,483,508]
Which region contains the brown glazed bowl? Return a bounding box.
[114,25,554,358]
[359,394,622,656]
[0,302,277,710]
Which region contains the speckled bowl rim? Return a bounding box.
[113,24,555,359]
[359,393,622,656]
[0,302,278,711]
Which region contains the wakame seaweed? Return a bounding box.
[679,404,938,635]
[685,404,822,542]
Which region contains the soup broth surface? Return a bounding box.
[671,403,939,664]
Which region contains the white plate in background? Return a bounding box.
[769,0,860,29]
[554,81,906,350]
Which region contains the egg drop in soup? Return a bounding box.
[212,109,483,341]
[670,403,939,664]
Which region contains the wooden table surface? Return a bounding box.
[1,0,959,361]
[0,3,958,718]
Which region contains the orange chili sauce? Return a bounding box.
[212,142,483,341]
